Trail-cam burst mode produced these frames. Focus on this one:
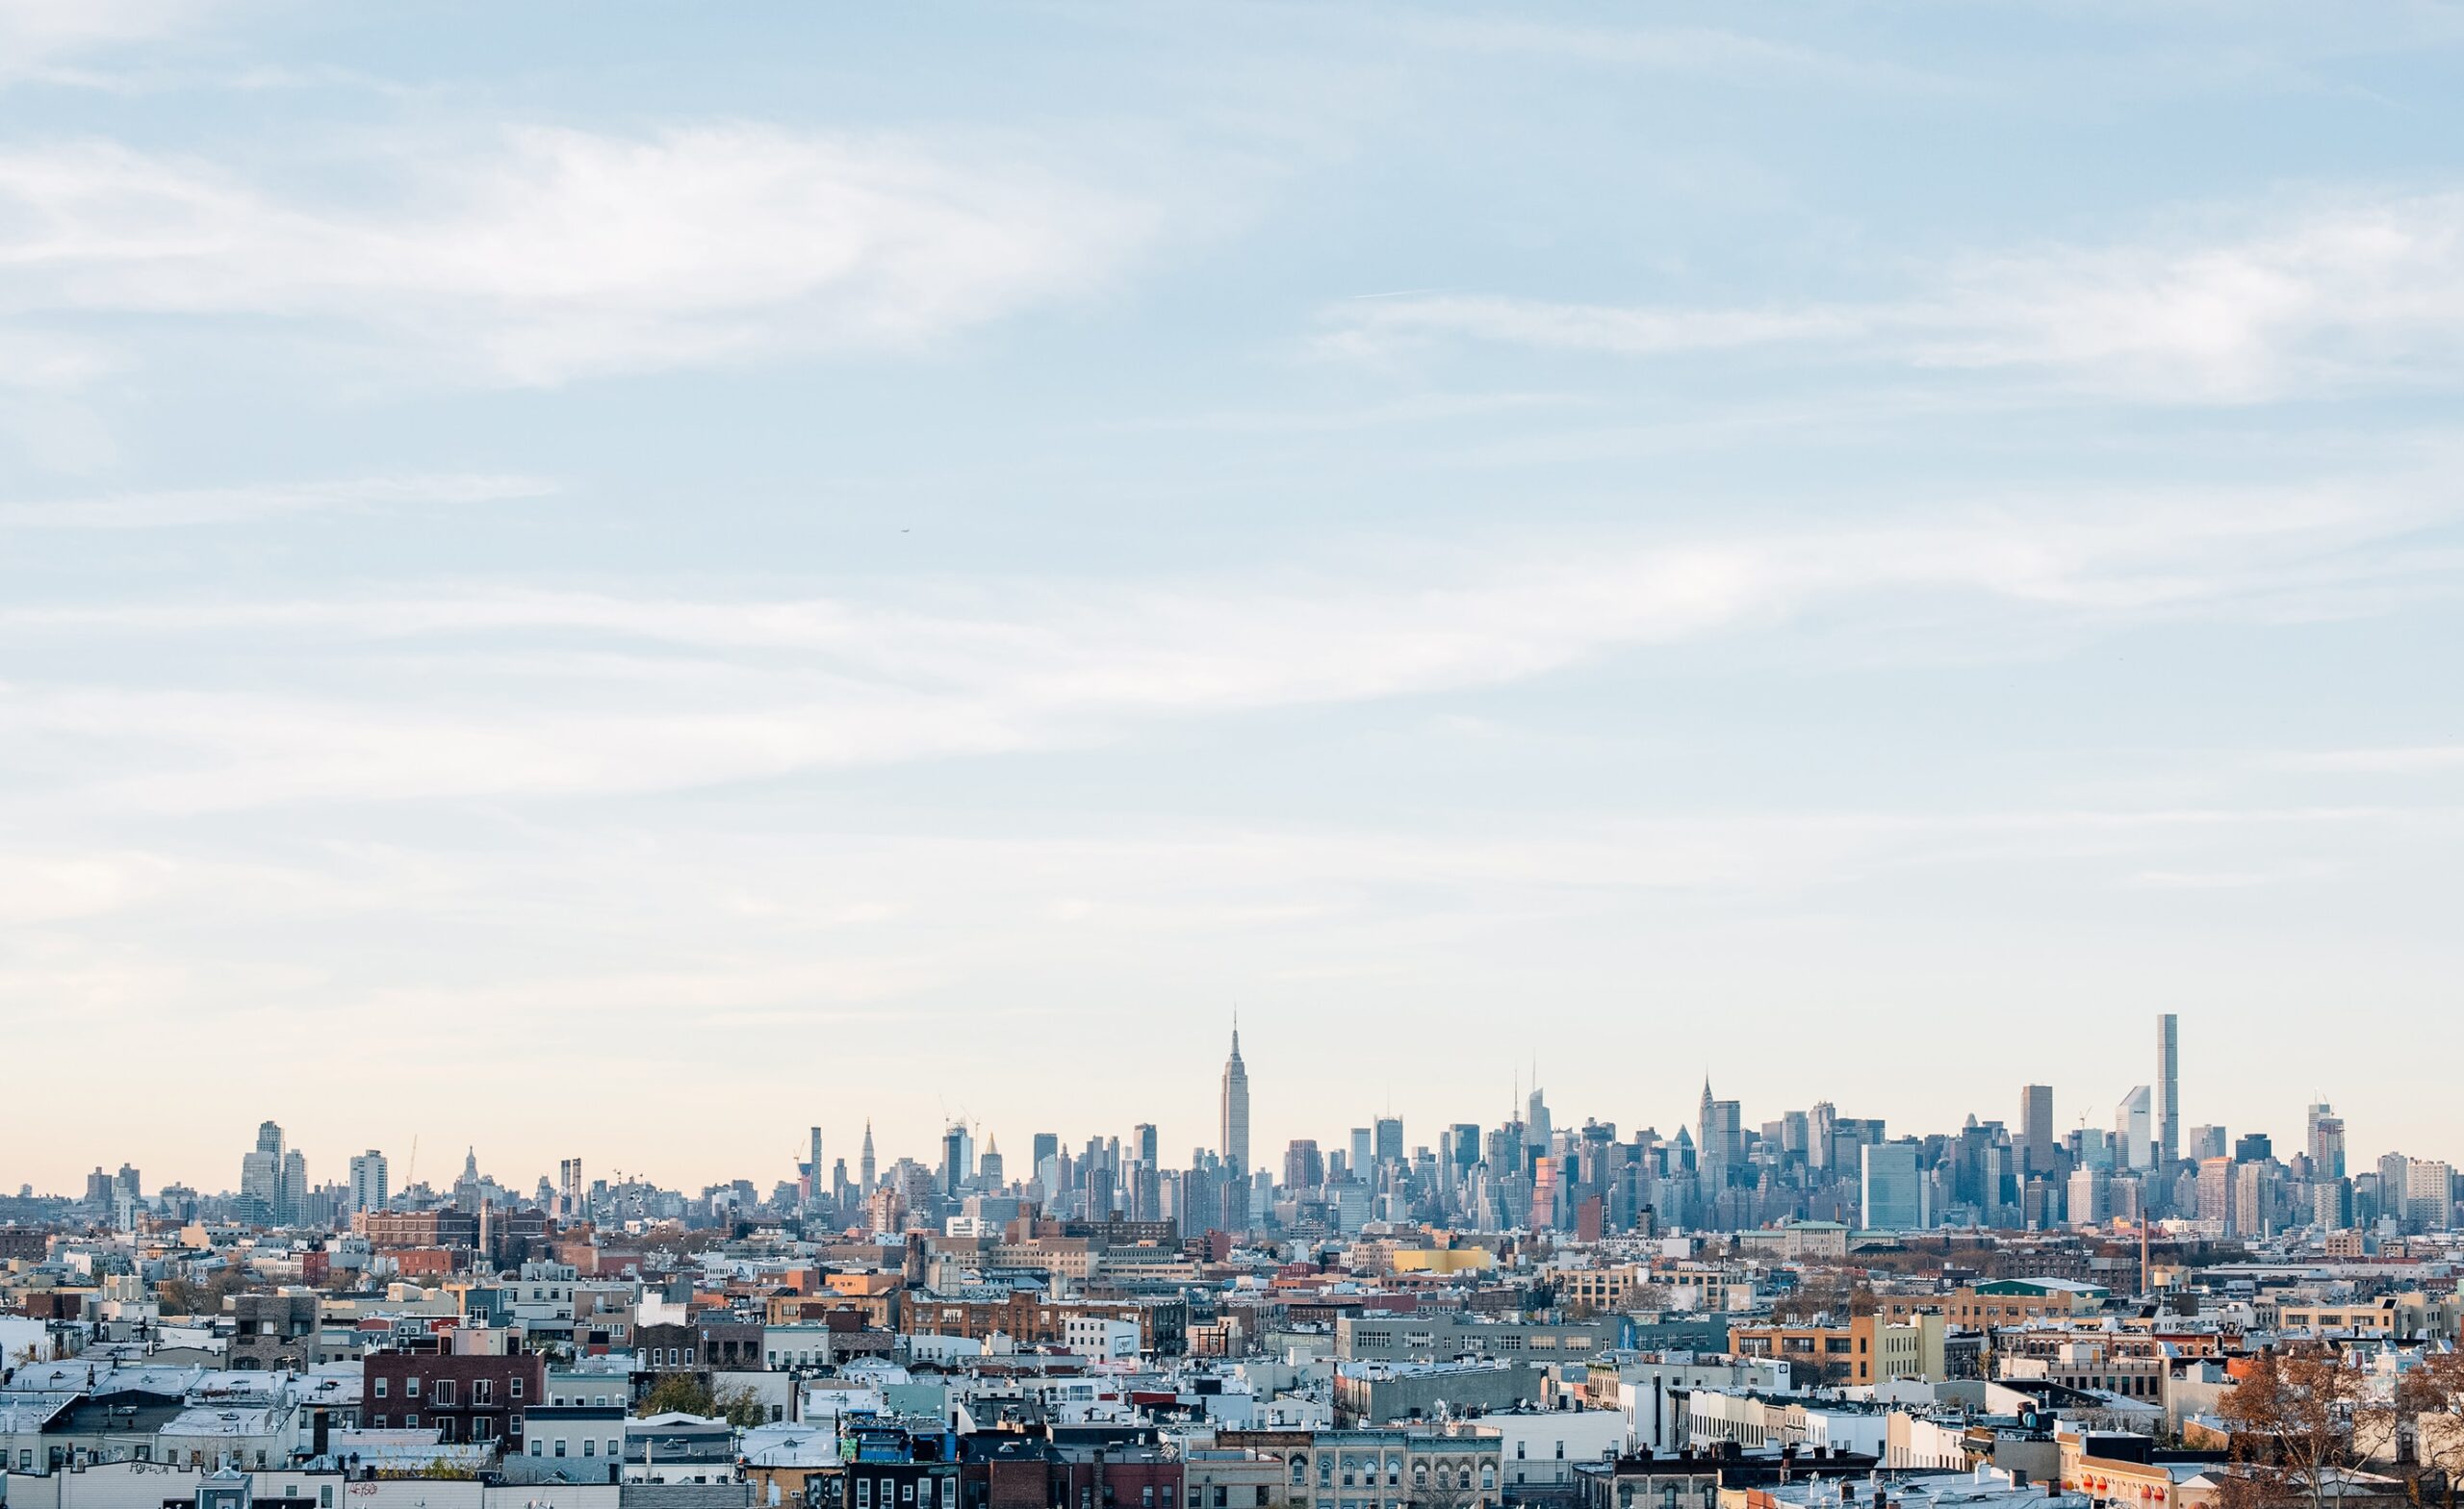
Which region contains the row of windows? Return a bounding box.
[1289,1460,1492,1492]
[530,1437,621,1457]
[852,1479,959,1509]
[371,1376,523,1402]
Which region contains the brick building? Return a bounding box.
[903,1295,1186,1355]
[358,1209,480,1254]
[364,1345,546,1447]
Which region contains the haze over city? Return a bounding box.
[5,3,2463,1197]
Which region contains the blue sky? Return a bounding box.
[3,2,2460,1195]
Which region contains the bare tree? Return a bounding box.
[2217,1344,2367,1509]
[2398,1350,2464,1509]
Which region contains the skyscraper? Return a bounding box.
[2019,1086,2056,1178]
[2197,1155,2234,1233]
[348,1150,389,1213]
[2116,1086,2152,1170]
[241,1120,285,1225]
[1697,1080,1741,1186]
[2307,1104,2346,1179]
[1219,1022,1249,1176]
[2155,1013,2180,1166]
[2406,1161,2454,1233]
[1861,1140,1925,1230]
[1809,1101,1837,1171]
[1373,1116,1403,1166]
[860,1121,877,1196]
[940,1122,975,1193]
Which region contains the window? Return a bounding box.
[608,1440,620,1458]
[585,1441,597,1457]
[475,1380,493,1405]
[434,1380,454,1406]
[321,1489,332,1506]
[1215,1492,1228,1509]
[555,1440,568,1458]
[943,1483,958,1509]
[373,1377,388,1398]
[859,1480,873,1509]
[405,1415,419,1429]
[406,1377,422,1398]
[903,1483,914,1503]
[531,1443,544,1457]
[512,1377,525,1399]
[372,1416,387,1429]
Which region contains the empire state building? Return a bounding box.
[1220,1024,1250,1175]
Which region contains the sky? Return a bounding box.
[3,1,2462,1199]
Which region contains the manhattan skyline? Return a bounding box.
[5,4,2463,1187]
[13,1010,2442,1200]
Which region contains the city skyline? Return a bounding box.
[15,1010,2451,1200]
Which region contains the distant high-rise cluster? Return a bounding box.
[27,1008,2455,1250]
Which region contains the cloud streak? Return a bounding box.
[0,469,2450,810]
[1324,193,2464,402]
[0,125,1153,384]
[0,473,554,527]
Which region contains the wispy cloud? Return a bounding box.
[1324,193,2464,402]
[0,0,219,79]
[0,473,554,528]
[1404,15,1958,94]
[2118,860,2346,890]
[2267,745,2464,774]
[0,125,1154,384]
[1,469,2450,810]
